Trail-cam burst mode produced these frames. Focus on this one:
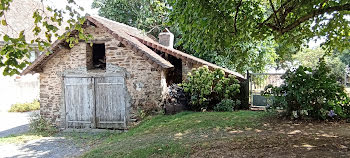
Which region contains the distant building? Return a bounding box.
[0,0,55,111]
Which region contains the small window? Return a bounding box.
[92,43,106,70]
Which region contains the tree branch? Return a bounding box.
[279,3,297,24]
[281,3,350,34]
[258,0,293,28]
[269,0,282,30]
[234,0,242,34]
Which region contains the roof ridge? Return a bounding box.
[22,15,244,81]
[129,34,245,80]
[87,16,173,69]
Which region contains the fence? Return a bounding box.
[248,72,284,107]
[0,74,39,111]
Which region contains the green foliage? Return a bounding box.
[291,48,346,83]
[0,133,42,144]
[214,99,241,112]
[92,0,278,73]
[8,100,40,112]
[169,0,350,72]
[263,60,350,119]
[181,66,240,111]
[29,113,57,136]
[0,0,92,76]
[339,49,350,67]
[92,0,169,36]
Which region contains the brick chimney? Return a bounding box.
[158,28,174,49]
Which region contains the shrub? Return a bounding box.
[180,66,241,111]
[214,99,241,112]
[263,60,350,119]
[29,113,57,136]
[9,100,40,112]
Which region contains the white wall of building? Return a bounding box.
[0,73,39,112]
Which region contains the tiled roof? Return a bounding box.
[133,35,245,80]
[22,15,245,80]
[86,16,173,69]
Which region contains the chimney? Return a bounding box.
[158,28,174,49]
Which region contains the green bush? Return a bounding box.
[9,100,40,112]
[214,99,241,112]
[29,113,57,136]
[180,66,241,111]
[263,60,350,119]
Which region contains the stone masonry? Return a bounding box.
[39,26,166,127]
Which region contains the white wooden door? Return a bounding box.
[64,77,94,128]
[95,76,126,129]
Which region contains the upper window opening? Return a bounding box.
[91,43,106,70]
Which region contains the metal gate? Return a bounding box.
[248,72,284,107]
[64,76,126,129]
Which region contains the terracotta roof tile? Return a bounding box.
[22,15,244,80]
[86,16,173,69]
[88,16,245,80]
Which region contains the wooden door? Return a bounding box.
[94,76,126,129]
[64,77,94,128]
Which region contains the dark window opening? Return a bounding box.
[166,54,182,85]
[92,43,106,70]
[146,45,183,86]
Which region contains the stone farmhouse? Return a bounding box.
[22,15,245,129]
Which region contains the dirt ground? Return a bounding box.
[191,119,350,158]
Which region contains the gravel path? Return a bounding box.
[0,112,31,137]
[0,112,88,158]
[0,137,86,158]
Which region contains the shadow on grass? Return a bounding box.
[83,110,273,158]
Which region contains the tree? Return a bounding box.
[169,0,350,72]
[93,0,279,73]
[2,0,349,75]
[292,48,346,83]
[92,0,169,36]
[0,0,90,76]
[339,49,350,67]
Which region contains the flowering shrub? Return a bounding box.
[9,100,40,112]
[180,66,240,111]
[214,99,241,112]
[263,60,350,120]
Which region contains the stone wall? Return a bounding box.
[39,26,165,127]
[40,46,86,126]
[104,36,165,118]
[86,44,93,70]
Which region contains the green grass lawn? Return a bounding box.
[0,133,42,144]
[83,111,272,158]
